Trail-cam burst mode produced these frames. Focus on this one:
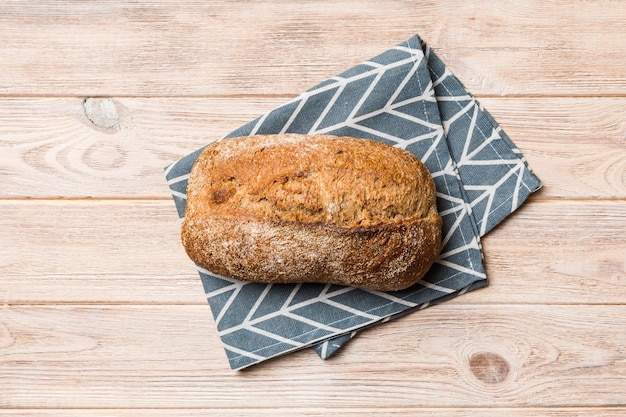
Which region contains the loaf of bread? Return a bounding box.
[181,134,441,292]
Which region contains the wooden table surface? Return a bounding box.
[1,1,625,415]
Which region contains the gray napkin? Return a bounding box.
[164,35,541,370]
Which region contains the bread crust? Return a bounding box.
[181,134,441,291]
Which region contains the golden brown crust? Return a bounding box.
[181,134,441,291]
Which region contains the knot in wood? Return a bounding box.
[469,352,510,384]
[83,98,119,130]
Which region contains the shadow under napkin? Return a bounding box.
[164,35,541,370]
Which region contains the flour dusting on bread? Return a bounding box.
[181,134,441,291]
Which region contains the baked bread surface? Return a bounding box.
[181,134,441,291]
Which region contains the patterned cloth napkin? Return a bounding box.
[164,35,541,370]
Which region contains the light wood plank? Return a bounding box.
[1,97,624,199]
[0,1,624,97]
[1,408,626,416]
[481,98,626,200]
[0,97,282,199]
[480,200,626,304]
[1,305,624,408]
[0,200,624,304]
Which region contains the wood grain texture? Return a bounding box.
[0,1,624,97]
[3,410,626,417]
[1,0,625,414]
[1,97,624,199]
[1,304,624,408]
[1,200,624,305]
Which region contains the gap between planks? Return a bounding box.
[0,406,625,415]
